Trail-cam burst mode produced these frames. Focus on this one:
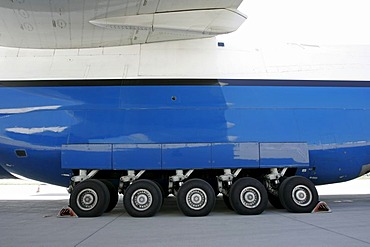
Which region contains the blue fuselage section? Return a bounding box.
[0,79,370,186]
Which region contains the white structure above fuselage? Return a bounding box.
[0,0,369,82]
[0,39,369,81]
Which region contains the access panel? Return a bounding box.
[113,144,161,170]
[259,143,309,168]
[162,143,212,169]
[61,144,112,170]
[212,143,259,168]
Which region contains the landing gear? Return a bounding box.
[69,179,110,217]
[229,177,268,215]
[67,169,319,217]
[265,168,286,209]
[177,179,216,216]
[100,179,119,213]
[222,194,233,211]
[267,192,284,209]
[123,179,163,217]
[279,176,318,213]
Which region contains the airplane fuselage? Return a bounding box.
[1,78,370,187]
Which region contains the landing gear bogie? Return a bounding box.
[68,169,319,217]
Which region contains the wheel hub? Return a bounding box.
[240,187,261,209]
[131,189,153,211]
[186,188,208,210]
[292,185,312,207]
[77,189,98,211]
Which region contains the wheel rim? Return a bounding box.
[186,188,208,210]
[292,185,312,207]
[240,186,261,209]
[131,189,153,211]
[77,188,98,211]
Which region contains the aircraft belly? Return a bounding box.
[298,145,370,185]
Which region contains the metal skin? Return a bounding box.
[0,0,245,49]
[185,188,208,211]
[0,80,370,187]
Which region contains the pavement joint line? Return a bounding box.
[74,212,125,247]
[279,213,370,245]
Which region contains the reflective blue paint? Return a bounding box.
[212,143,259,168]
[62,142,308,170]
[113,144,162,170]
[0,82,369,186]
[62,144,113,170]
[259,143,309,168]
[162,144,212,169]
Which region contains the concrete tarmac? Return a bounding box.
[1,178,370,247]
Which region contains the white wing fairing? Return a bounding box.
[0,0,246,49]
[89,9,246,45]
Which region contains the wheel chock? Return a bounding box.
[57,207,78,218]
[311,201,332,213]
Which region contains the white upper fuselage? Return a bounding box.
[1,40,369,81]
[0,0,369,81]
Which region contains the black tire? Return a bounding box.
[279,176,319,213]
[100,179,119,213]
[153,181,166,206]
[268,192,284,209]
[177,179,216,217]
[69,179,110,217]
[123,179,163,217]
[229,177,268,215]
[153,179,170,198]
[278,180,289,210]
[222,194,234,211]
[207,178,220,196]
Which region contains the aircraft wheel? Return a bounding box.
[229,177,268,215]
[207,178,221,196]
[222,194,234,211]
[100,179,119,213]
[152,181,166,206]
[279,176,318,213]
[268,192,284,209]
[123,179,163,217]
[70,179,110,217]
[177,179,216,216]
